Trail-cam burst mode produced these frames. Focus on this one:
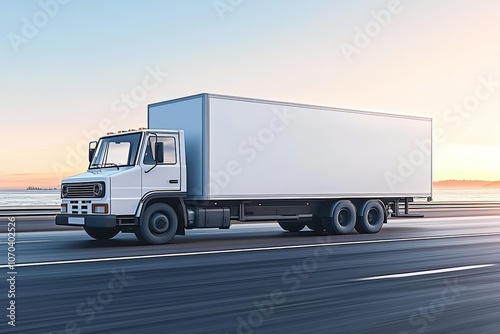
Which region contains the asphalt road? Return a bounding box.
[1,216,500,333]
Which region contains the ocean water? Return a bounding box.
[1,188,500,207]
[0,189,61,207]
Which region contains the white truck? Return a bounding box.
[56,94,432,244]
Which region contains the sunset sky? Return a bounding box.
[1,0,500,188]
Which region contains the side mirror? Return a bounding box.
[155,142,164,163]
[88,141,97,163]
[88,149,96,163]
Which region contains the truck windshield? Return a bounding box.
[89,133,142,169]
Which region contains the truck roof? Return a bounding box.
[100,129,180,138]
[148,93,432,122]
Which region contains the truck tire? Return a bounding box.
[355,200,385,234]
[278,221,306,232]
[135,203,178,245]
[321,200,356,234]
[306,217,324,232]
[84,226,119,240]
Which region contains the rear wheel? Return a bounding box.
[135,203,178,245]
[84,226,119,240]
[278,221,306,232]
[321,200,357,234]
[355,200,385,234]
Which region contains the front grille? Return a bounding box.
[63,183,103,198]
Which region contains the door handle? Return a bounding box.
[169,180,179,184]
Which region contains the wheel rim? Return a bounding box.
[338,209,351,227]
[367,208,379,226]
[150,213,170,234]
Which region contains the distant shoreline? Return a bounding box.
[433,180,500,189]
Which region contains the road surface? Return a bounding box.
[1,215,500,333]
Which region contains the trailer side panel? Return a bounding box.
[207,96,431,200]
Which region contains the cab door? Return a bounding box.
[140,133,181,195]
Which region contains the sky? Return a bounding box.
[1,0,500,188]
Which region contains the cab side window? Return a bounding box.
[143,136,177,165]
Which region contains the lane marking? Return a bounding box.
[355,264,497,281]
[1,232,500,268]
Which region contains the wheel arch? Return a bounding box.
[136,192,187,235]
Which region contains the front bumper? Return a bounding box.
[55,214,117,228]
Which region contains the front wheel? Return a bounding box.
[84,226,119,240]
[135,203,178,245]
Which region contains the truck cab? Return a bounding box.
[56,129,187,243]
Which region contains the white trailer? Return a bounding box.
[56,93,432,244]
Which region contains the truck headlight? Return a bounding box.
[61,204,67,213]
[93,183,105,197]
[61,185,69,198]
